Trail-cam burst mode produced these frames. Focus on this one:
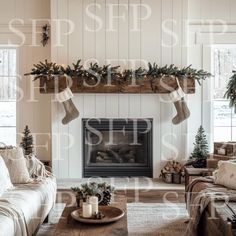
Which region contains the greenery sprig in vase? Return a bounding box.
[71,182,115,206]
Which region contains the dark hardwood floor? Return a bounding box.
[56,189,185,206]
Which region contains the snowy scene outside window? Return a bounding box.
[212,46,236,141]
[0,48,17,145]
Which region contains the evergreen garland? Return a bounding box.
[25,59,211,84]
[20,125,34,155]
[190,125,209,168]
[224,71,236,113]
[25,60,61,80]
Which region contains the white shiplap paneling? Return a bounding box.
[51,0,188,178]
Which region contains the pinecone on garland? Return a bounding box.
[98,191,112,206]
[20,125,34,155]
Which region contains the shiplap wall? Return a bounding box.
[0,0,51,160]
[0,0,50,25]
[189,0,236,24]
[51,0,189,179]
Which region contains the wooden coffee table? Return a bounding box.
[54,195,128,236]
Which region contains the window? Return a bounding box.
[211,45,236,142]
[0,48,17,145]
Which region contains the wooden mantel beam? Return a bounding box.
[39,76,195,94]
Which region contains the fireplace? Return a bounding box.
[82,118,153,177]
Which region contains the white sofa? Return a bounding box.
[0,176,57,236]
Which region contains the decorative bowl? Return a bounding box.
[71,206,124,224]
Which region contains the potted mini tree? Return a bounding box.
[188,125,209,168]
[20,125,34,155]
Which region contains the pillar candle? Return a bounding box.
[89,196,98,214]
[82,203,92,218]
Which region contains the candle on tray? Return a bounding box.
[89,196,99,215]
[82,203,92,218]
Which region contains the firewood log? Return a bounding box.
[107,149,123,163]
[97,151,109,159]
[123,153,136,162]
[118,146,132,154]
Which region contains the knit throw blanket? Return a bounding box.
[185,177,236,236]
[0,200,28,236]
[25,154,53,180]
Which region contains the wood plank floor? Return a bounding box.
[56,189,185,206]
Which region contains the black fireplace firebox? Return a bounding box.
[82,118,153,177]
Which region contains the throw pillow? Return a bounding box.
[214,160,236,190]
[0,155,13,196]
[0,147,24,159]
[3,157,32,184]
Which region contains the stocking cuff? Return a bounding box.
[56,87,73,103]
[169,87,185,102]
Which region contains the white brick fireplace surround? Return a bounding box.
[51,0,191,179]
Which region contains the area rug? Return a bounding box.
[37,203,188,236]
[127,203,188,236]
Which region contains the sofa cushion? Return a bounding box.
[3,156,31,184]
[215,160,236,190]
[0,147,31,184]
[0,147,23,159]
[0,156,13,196]
[0,176,57,236]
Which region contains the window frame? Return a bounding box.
[0,46,18,145]
[203,44,236,147]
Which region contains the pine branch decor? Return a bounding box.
[25,60,61,81]
[25,59,211,84]
[189,125,209,168]
[71,182,115,205]
[224,71,236,113]
[20,125,34,155]
[41,24,50,47]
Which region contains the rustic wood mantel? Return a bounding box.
[39,76,195,94]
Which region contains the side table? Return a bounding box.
[184,167,214,191]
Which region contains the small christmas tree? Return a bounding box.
[190,125,209,168]
[20,125,34,155]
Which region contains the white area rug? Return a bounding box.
[37,203,188,236]
[127,203,188,236]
